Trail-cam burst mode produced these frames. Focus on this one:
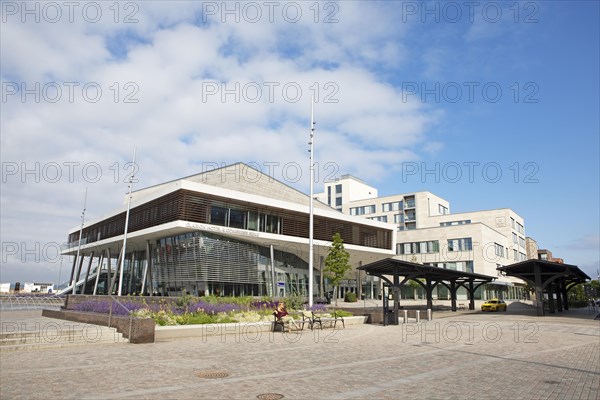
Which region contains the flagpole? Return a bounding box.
[308,96,315,308]
[118,147,136,296]
[72,187,87,294]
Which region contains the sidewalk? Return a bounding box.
[1,307,598,399]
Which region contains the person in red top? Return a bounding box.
[273,302,288,319]
[273,302,300,331]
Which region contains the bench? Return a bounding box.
[273,311,312,332]
[311,311,345,330]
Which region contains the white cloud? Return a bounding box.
[1,1,442,284]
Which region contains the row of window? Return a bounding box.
[424,261,474,273]
[510,217,525,234]
[210,205,282,234]
[397,241,440,254]
[368,216,388,222]
[447,237,473,251]
[512,233,526,248]
[400,238,528,261]
[397,238,474,254]
[382,201,403,212]
[439,219,471,227]
[513,249,527,262]
[349,205,376,215]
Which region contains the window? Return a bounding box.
[263,215,280,234]
[335,197,343,207]
[518,236,525,249]
[394,214,404,223]
[210,206,228,226]
[228,209,245,229]
[335,184,342,194]
[512,233,518,245]
[511,217,515,229]
[327,186,331,206]
[519,252,527,261]
[405,197,416,208]
[447,238,472,251]
[494,243,504,257]
[247,211,259,231]
[513,249,518,261]
[438,204,448,214]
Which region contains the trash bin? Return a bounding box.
[383,309,398,326]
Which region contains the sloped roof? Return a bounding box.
[132,162,333,210]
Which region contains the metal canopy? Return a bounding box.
[358,258,494,284]
[358,258,496,312]
[497,260,590,316]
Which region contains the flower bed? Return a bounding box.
[71,296,346,326]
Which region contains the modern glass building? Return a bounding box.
[61,163,396,298]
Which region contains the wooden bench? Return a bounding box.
[311,311,345,329]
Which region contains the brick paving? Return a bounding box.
[1,308,598,400]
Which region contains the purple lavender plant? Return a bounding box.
[73,300,145,316]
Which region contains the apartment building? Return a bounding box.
[315,175,529,300]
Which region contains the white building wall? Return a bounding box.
[395,223,522,284]
[317,175,378,210]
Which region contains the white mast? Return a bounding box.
[118,147,136,296]
[72,187,87,294]
[308,96,315,308]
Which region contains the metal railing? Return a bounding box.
[0,294,66,311]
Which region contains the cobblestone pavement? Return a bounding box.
[1,308,598,400]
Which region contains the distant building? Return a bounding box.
[0,283,10,293]
[538,249,564,264]
[22,282,54,293]
[316,175,532,300]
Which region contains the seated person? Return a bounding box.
[273,302,300,330]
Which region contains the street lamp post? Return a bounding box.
[118,148,136,297]
[308,96,315,308]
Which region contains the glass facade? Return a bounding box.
[153,231,313,297]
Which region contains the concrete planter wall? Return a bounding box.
[64,294,178,310]
[42,309,155,344]
[155,316,367,341]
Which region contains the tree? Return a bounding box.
[323,232,352,307]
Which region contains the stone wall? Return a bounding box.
[42,308,155,344]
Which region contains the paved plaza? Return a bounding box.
[1,307,599,400]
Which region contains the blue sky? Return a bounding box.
[1,1,598,284]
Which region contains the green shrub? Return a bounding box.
[284,294,306,311]
[344,292,357,302]
[333,310,353,317]
[175,290,194,308]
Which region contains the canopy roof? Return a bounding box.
[358,258,495,285]
[497,260,590,288]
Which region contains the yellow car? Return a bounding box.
[481,299,507,312]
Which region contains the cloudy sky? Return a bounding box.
[1,1,599,284]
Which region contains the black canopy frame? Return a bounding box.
[358,258,495,315]
[497,260,590,315]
